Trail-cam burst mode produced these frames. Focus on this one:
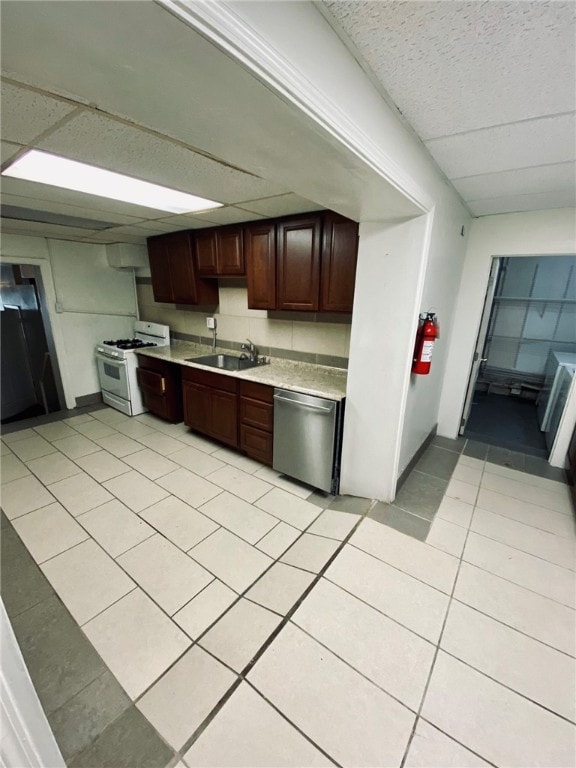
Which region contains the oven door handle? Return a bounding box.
[95,353,128,367]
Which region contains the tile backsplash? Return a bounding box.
[136,279,351,368]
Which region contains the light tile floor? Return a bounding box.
[1,406,575,767]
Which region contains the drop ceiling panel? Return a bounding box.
[1,177,174,220]
[1,2,286,176]
[241,194,323,217]
[172,207,267,226]
[324,1,576,139]
[128,219,213,234]
[468,189,576,217]
[76,230,148,245]
[92,224,178,239]
[453,163,576,202]
[0,218,100,239]
[0,1,421,223]
[0,192,148,226]
[38,111,289,203]
[145,216,223,231]
[425,114,576,179]
[1,140,24,164]
[0,81,76,144]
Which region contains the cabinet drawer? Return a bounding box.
[239,380,274,404]
[182,366,238,393]
[138,355,173,374]
[240,424,273,465]
[240,397,273,432]
[137,367,166,395]
[141,390,171,421]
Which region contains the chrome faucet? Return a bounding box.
[241,338,259,363]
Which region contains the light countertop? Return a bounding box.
[136,341,347,401]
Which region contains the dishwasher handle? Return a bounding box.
[273,393,334,413]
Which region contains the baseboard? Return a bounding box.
[396,426,437,492]
[75,392,103,407]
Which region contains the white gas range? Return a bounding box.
[95,321,170,416]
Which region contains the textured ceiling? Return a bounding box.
[0,0,424,245]
[1,0,574,243]
[323,0,576,215]
[0,79,305,245]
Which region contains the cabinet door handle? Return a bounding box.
[160,377,166,394]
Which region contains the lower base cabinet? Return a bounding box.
[182,368,274,463]
[182,368,239,448]
[239,380,274,465]
[137,357,183,423]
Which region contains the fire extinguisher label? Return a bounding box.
[421,340,434,362]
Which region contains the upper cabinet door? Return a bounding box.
[148,236,173,303]
[148,231,218,306]
[276,216,322,311]
[194,230,218,276]
[168,231,198,304]
[245,222,276,309]
[320,213,359,313]
[217,226,245,275]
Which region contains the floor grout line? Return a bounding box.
[399,458,488,767]
[3,417,575,766]
[466,528,576,573]
[449,594,576,657]
[415,716,500,768]
[457,558,576,610]
[174,509,369,760]
[347,541,458,596]
[439,647,576,725]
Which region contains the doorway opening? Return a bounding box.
[460,255,576,458]
[1,263,64,424]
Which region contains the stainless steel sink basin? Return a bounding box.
[185,353,264,371]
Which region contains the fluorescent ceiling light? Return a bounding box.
[2,150,223,214]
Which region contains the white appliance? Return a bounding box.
[95,321,170,415]
[545,364,576,452]
[537,351,576,431]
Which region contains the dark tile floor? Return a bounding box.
[465,392,547,458]
[1,403,108,435]
[368,434,567,541]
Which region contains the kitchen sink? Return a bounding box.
[185,353,266,371]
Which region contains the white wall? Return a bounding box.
[399,192,471,474]
[0,235,138,408]
[438,208,576,440]
[199,1,471,500]
[342,215,429,498]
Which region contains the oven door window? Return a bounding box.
[96,355,130,400]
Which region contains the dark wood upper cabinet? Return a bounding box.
[150,211,357,312]
[217,227,244,275]
[147,231,219,306]
[320,212,359,313]
[276,215,322,311]
[194,229,218,276]
[245,222,276,310]
[148,236,174,303]
[194,226,245,276]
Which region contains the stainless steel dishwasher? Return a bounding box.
[273,388,344,494]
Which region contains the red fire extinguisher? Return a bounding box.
[412,312,439,375]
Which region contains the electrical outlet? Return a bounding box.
[206,317,216,330]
